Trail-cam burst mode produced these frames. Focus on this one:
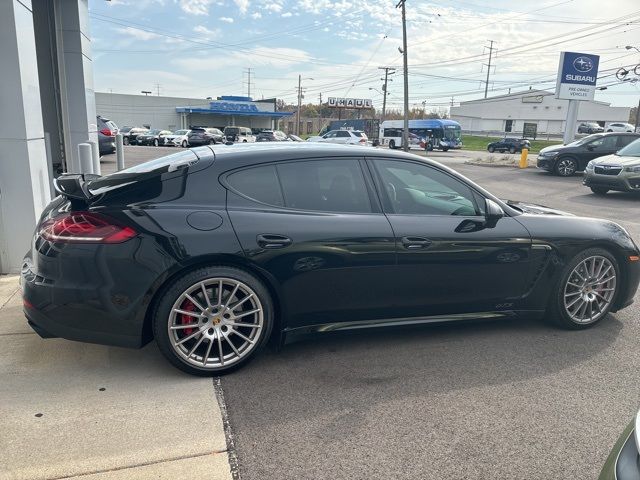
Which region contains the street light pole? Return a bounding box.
[397,0,409,152]
[296,74,302,136]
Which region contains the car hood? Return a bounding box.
[538,144,566,155]
[591,153,640,166]
[504,199,574,216]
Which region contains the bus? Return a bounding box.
[379,119,462,151]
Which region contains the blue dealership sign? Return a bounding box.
[555,51,600,101]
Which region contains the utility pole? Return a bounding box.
[154,83,161,96]
[483,40,495,99]
[450,97,454,107]
[635,98,640,133]
[244,68,253,97]
[319,92,323,106]
[396,0,409,152]
[296,74,302,136]
[378,66,395,123]
[421,100,426,119]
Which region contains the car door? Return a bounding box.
[225,157,397,329]
[581,135,619,168]
[368,157,533,318]
[334,131,352,144]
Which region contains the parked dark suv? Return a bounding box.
[187,127,224,146]
[487,137,531,154]
[97,116,118,155]
[537,132,640,176]
[578,122,604,134]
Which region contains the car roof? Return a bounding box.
[203,142,418,165]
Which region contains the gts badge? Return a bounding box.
[495,303,514,309]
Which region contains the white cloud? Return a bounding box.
[220,17,235,23]
[281,12,293,17]
[251,12,262,19]
[115,27,163,41]
[179,0,214,15]
[234,0,250,14]
[264,1,283,13]
[193,25,221,39]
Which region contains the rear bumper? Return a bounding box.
[21,235,167,349]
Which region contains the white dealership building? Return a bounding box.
[450,89,631,136]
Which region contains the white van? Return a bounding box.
[223,126,256,143]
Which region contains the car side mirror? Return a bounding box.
[485,199,505,228]
[587,145,595,151]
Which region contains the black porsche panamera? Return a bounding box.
[22,144,640,375]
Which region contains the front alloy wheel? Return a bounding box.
[548,248,619,329]
[555,158,577,176]
[154,267,273,375]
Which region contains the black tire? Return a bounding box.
[153,266,274,376]
[607,129,613,133]
[554,157,578,177]
[546,248,619,329]
[509,146,516,154]
[389,140,396,149]
[123,137,129,145]
[488,146,495,153]
[442,147,449,152]
[209,139,215,145]
[590,187,609,195]
[153,139,159,147]
[181,140,188,148]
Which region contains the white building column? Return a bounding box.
[55,0,97,173]
[0,1,52,274]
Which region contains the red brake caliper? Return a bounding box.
[180,299,196,336]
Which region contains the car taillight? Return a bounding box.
[39,212,136,244]
[100,128,114,137]
[359,138,366,144]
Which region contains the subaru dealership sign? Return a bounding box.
[555,52,600,101]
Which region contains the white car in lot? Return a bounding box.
[307,129,369,145]
[606,122,635,133]
[164,129,191,147]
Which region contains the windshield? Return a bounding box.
[568,133,603,146]
[174,130,188,135]
[444,126,461,141]
[225,127,239,135]
[352,131,365,138]
[147,129,161,135]
[617,138,640,157]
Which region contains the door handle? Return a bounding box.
[256,234,292,249]
[401,236,432,249]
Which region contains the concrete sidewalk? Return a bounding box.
[0,275,232,480]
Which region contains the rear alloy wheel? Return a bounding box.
[182,140,188,148]
[555,157,578,176]
[547,248,619,329]
[153,139,159,147]
[153,267,273,375]
[590,187,609,195]
[389,140,396,149]
[488,146,495,153]
[123,137,130,145]
[509,146,516,154]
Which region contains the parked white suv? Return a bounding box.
[606,122,635,133]
[307,129,369,145]
[164,129,191,147]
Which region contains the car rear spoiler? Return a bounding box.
[53,173,100,201]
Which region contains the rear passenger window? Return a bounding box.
[226,165,284,206]
[277,160,372,213]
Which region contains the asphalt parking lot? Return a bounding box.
[12,145,639,479]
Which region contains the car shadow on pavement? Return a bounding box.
[223,315,623,423]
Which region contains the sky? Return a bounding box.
[89,0,640,111]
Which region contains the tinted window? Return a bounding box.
[589,135,617,149]
[373,160,479,216]
[617,135,639,149]
[336,131,351,137]
[617,138,640,157]
[277,160,371,213]
[227,165,284,206]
